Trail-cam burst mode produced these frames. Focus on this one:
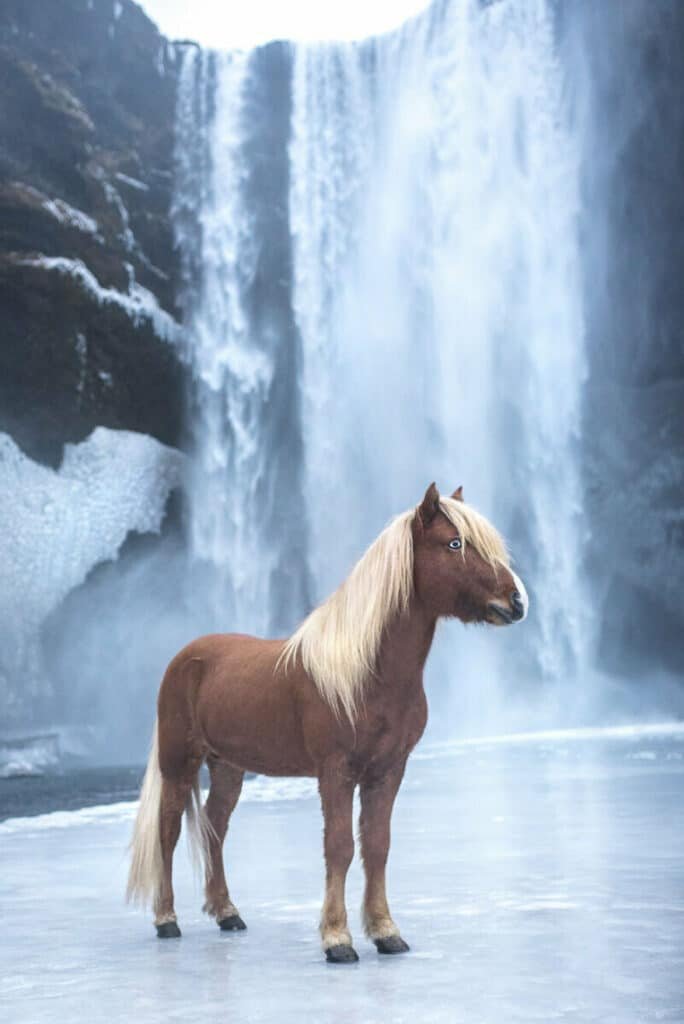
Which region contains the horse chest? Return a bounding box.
[354,688,428,770]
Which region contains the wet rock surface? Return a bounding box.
[561,0,684,677]
[0,0,183,465]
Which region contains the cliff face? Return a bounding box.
[0,0,183,465]
[561,0,684,679]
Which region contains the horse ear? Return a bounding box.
[451,485,464,502]
[418,482,441,526]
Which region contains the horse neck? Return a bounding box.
[376,594,437,693]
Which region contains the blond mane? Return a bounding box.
[279,497,509,722]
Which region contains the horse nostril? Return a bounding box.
[511,590,524,616]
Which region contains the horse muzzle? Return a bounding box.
[487,588,527,626]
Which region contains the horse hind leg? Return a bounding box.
[202,758,246,932]
[127,717,205,939]
[154,763,203,938]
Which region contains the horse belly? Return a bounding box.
[195,649,315,777]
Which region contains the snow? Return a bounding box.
[17,256,181,343]
[2,729,683,1023]
[41,197,99,235]
[115,172,149,192]
[11,183,99,236]
[0,428,183,704]
[99,174,136,251]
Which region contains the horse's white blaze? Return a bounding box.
[511,569,529,620]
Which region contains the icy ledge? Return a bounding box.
[18,256,181,343]
[0,428,183,706]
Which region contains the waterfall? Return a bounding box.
[174,49,266,633]
[289,0,590,720]
[173,45,309,637]
[173,0,589,726]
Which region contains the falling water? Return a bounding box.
[174,0,589,724]
[290,0,589,720]
[174,48,261,631]
[173,47,308,636]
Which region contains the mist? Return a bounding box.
[1,0,682,770]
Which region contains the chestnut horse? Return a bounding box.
[127,483,527,963]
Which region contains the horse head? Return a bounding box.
[412,482,528,626]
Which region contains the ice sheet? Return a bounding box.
[2,731,683,1023]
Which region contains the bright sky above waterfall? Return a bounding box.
[140,0,432,47]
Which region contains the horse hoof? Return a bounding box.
[374,935,409,955]
[156,922,181,939]
[218,914,247,932]
[325,944,359,964]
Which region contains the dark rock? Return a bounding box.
[560,0,684,676]
[0,252,183,466]
[0,0,184,465]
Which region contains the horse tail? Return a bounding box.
[184,768,215,881]
[126,720,164,907]
[127,713,215,908]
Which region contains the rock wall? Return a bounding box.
[0,0,188,733]
[561,0,684,679]
[0,0,183,465]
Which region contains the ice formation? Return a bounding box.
[0,428,183,717]
[18,256,181,343]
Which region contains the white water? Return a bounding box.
[0,1,596,753]
[289,0,589,722]
[170,0,589,731]
[174,49,280,636]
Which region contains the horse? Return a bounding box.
[126,482,528,963]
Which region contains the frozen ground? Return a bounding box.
[2,725,684,1023]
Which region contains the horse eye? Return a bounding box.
[448,538,462,550]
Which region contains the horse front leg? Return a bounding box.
[318,764,357,963]
[359,759,410,954]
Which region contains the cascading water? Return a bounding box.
[174,48,268,633]
[289,0,590,724]
[173,46,308,636]
[174,0,589,727]
[4,0,681,769]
